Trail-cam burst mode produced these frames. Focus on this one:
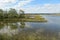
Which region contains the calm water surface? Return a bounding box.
[0,15,60,34]
[0,15,60,40]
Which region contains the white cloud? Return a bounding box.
[0,0,17,9]
[13,0,33,9]
[0,0,16,3]
[0,0,60,13]
[0,0,16,6]
[22,4,60,13]
[0,0,33,9]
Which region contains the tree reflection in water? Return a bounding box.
[0,22,4,29]
[0,22,59,40]
[17,22,25,33]
[0,21,25,34]
[20,22,25,28]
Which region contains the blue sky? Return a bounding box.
[0,0,60,13]
[32,0,60,4]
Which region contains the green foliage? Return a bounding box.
[8,8,18,18]
[0,8,25,21]
[0,9,3,19]
[19,10,25,18]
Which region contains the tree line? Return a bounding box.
[0,8,25,19]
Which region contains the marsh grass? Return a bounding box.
[0,29,58,40]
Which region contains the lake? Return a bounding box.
[0,15,60,40]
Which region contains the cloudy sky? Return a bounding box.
[0,0,60,13]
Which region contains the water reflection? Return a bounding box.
[0,22,26,35]
[0,22,4,29]
[8,22,25,29]
[0,22,25,29]
[0,15,60,40]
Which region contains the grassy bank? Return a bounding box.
[0,15,47,22]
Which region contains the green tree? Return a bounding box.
[0,9,3,18]
[19,10,25,18]
[3,11,8,18]
[8,8,18,18]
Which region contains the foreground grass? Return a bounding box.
[0,30,58,40]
